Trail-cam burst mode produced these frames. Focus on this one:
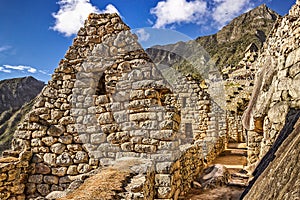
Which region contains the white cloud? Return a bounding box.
[51,0,120,37]
[39,70,49,75]
[135,29,150,42]
[0,45,11,53]
[51,0,100,37]
[100,4,120,15]
[4,65,37,73]
[150,0,207,28]
[212,0,252,27]
[0,67,11,73]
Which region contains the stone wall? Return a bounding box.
[0,13,227,199]
[0,150,32,200]
[242,0,300,167]
[222,44,259,144]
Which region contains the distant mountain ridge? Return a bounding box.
[0,76,44,113]
[196,4,280,69]
[146,4,280,74]
[0,76,44,152]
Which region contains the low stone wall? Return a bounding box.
[0,151,32,200]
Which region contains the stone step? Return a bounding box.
[227,143,247,149]
[224,148,247,156]
[222,164,244,169]
[227,179,248,187]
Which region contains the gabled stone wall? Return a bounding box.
[0,13,227,200]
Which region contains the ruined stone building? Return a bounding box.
[1,0,299,199]
[0,13,227,200]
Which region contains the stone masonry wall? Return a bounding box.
[242,1,300,167]
[0,150,32,200]
[0,13,227,199]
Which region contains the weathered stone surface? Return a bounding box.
[43,153,57,166]
[28,175,43,183]
[42,137,58,146]
[58,135,73,144]
[37,184,50,196]
[52,167,67,177]
[44,175,59,185]
[46,191,67,200]
[56,153,73,166]
[47,125,65,137]
[35,163,51,174]
[74,151,89,163]
[50,143,66,154]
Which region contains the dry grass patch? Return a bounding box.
[58,167,131,200]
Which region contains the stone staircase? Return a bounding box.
[182,143,249,200]
[213,143,249,187]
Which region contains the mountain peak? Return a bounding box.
[195,4,280,69]
[215,4,280,44]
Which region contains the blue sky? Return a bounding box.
[0,0,296,82]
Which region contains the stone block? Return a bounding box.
[43,153,57,166]
[74,151,89,163]
[28,175,43,184]
[32,131,47,138]
[130,90,145,100]
[7,169,20,181]
[151,130,176,141]
[139,120,158,130]
[77,163,91,173]
[158,141,179,150]
[56,152,73,166]
[44,175,59,185]
[67,165,78,175]
[52,167,67,177]
[47,125,65,137]
[91,133,106,144]
[10,183,25,194]
[134,144,156,153]
[157,186,172,199]
[107,132,130,144]
[50,143,66,154]
[76,134,90,144]
[67,144,83,152]
[130,112,157,121]
[30,137,42,147]
[156,162,172,174]
[58,135,73,144]
[98,112,114,124]
[35,163,51,175]
[289,73,300,100]
[25,183,36,194]
[37,184,50,196]
[42,137,57,146]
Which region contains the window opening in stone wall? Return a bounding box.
[185,123,193,139]
[182,97,187,108]
[95,73,106,95]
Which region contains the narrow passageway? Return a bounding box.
[181,143,249,200]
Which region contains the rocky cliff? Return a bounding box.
[0,76,44,152]
[0,76,44,113]
[196,4,279,70]
[242,0,300,198]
